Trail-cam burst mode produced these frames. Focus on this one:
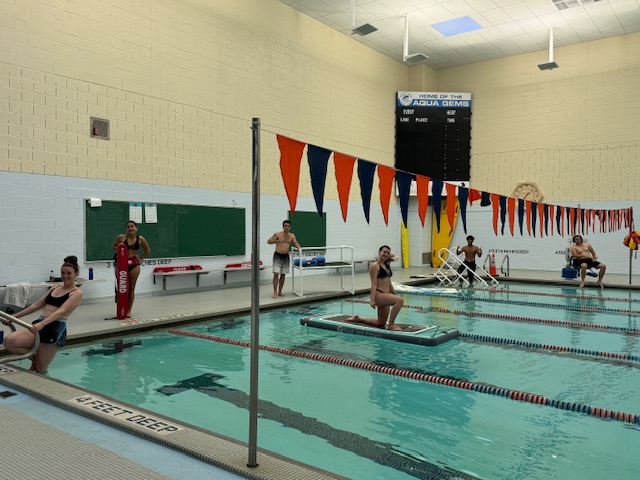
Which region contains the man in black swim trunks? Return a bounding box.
[456,235,482,285]
[570,235,606,288]
[267,220,301,298]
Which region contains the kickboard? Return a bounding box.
[300,314,460,346]
[431,198,459,268]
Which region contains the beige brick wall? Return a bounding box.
[0,0,408,201]
[436,33,640,202]
[1,0,638,204]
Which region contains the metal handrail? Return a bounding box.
[435,248,499,288]
[482,255,491,271]
[0,310,40,364]
[500,254,510,276]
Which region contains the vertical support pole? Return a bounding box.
[116,244,128,319]
[247,117,260,468]
[629,207,634,286]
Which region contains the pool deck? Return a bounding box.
[1,266,638,479]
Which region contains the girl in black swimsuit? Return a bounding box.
[112,220,151,317]
[3,256,83,373]
[347,245,404,331]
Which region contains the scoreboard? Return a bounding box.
[395,92,471,182]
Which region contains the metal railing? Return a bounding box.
[0,310,40,365]
[434,248,499,288]
[500,255,510,276]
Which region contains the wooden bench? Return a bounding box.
[153,263,265,291]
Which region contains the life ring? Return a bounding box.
[623,231,640,250]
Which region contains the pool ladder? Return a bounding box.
[0,310,40,366]
[434,248,499,288]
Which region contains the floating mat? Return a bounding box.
[300,314,459,346]
[393,283,459,295]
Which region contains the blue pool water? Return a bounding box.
[47,283,640,479]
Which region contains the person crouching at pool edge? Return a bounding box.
[347,246,404,331]
[1,256,83,374]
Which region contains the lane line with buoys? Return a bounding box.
[436,307,640,334]
[346,298,426,310]
[394,286,640,316]
[468,286,640,304]
[459,332,640,362]
[168,328,640,426]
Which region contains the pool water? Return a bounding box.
[48,283,640,480]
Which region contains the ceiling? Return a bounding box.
[278,0,640,69]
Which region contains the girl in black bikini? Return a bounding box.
[2,256,83,373]
[347,245,404,331]
[112,220,151,317]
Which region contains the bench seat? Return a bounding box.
[153,265,266,290]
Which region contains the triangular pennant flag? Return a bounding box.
[396,170,414,227]
[490,193,500,235]
[277,135,306,214]
[525,201,533,236]
[530,201,538,237]
[377,165,395,225]
[458,187,469,234]
[307,144,332,216]
[549,204,555,236]
[333,152,357,222]
[518,199,525,235]
[569,207,576,235]
[543,204,549,236]
[446,183,458,229]
[507,197,516,236]
[416,175,430,227]
[556,206,562,237]
[561,206,565,237]
[469,188,482,205]
[584,209,590,233]
[538,203,545,237]
[499,195,507,235]
[357,159,376,223]
[431,180,444,233]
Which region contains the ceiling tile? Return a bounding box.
[277,0,640,69]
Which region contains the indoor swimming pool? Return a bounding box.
[45,282,640,479]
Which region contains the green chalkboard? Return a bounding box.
[85,200,245,261]
[288,211,326,248]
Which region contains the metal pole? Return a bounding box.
[247,117,260,467]
[630,207,634,286]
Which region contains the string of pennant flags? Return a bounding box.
[277,134,634,237]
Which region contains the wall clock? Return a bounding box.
[511,180,544,202]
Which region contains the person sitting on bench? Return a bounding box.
[570,235,606,288]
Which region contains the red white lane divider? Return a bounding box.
[168,328,640,425]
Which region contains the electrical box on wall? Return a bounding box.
[90,117,110,140]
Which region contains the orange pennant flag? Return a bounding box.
[333,152,357,222]
[491,193,500,235]
[538,203,545,237]
[277,135,306,214]
[507,197,516,236]
[525,201,532,236]
[377,165,396,225]
[549,204,555,235]
[416,174,430,227]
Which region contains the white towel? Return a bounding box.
[4,282,36,308]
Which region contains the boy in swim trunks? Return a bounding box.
[456,235,483,285]
[267,220,301,298]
